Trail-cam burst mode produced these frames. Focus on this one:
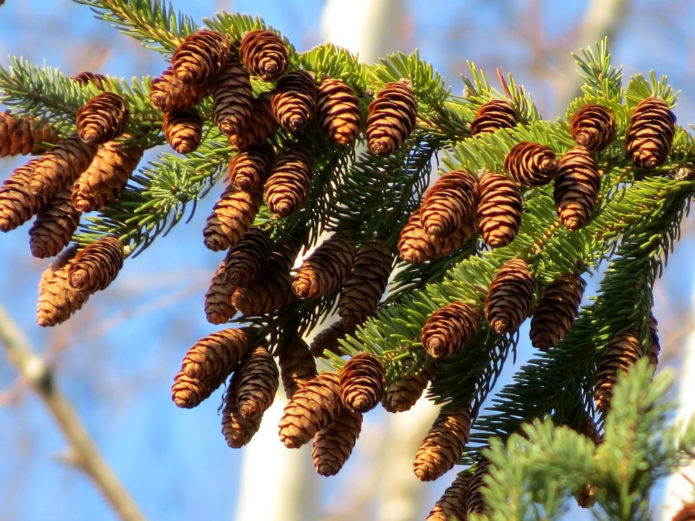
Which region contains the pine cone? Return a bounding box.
[264,146,313,217]
[239,29,289,80]
[292,234,355,299]
[29,135,98,196]
[672,503,695,521]
[270,70,317,132]
[594,329,643,413]
[222,227,271,287]
[504,141,557,187]
[163,108,203,154]
[171,370,215,409]
[626,96,676,169]
[570,103,617,153]
[485,257,534,334]
[171,29,229,83]
[235,346,279,418]
[221,373,262,447]
[425,472,471,521]
[227,94,278,151]
[204,257,237,325]
[476,171,522,248]
[337,240,392,325]
[71,140,143,212]
[310,319,356,357]
[339,353,385,413]
[413,408,472,481]
[366,80,417,156]
[530,272,585,350]
[29,188,81,258]
[470,99,517,135]
[317,76,361,146]
[466,461,489,516]
[312,408,363,476]
[212,58,253,135]
[278,371,343,448]
[420,170,478,238]
[382,370,430,413]
[231,249,294,315]
[67,236,124,292]
[203,185,262,251]
[278,339,317,398]
[554,145,600,230]
[0,111,60,156]
[0,159,49,232]
[72,72,107,90]
[76,92,129,145]
[421,301,481,358]
[150,66,210,112]
[398,209,473,264]
[36,246,90,327]
[228,145,274,193]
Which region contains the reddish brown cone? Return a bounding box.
[421,301,481,358]
[239,29,289,81]
[228,145,274,193]
[312,408,363,476]
[0,111,59,156]
[264,146,313,217]
[203,185,262,252]
[212,58,253,135]
[471,99,517,135]
[626,97,676,169]
[504,141,557,187]
[223,227,271,288]
[29,135,98,196]
[76,92,130,145]
[398,209,473,264]
[171,29,229,84]
[270,70,317,132]
[339,353,385,413]
[278,339,318,398]
[231,248,294,315]
[485,258,534,334]
[476,171,523,248]
[420,170,478,238]
[292,234,355,300]
[554,146,601,230]
[413,408,472,481]
[220,372,262,447]
[150,66,210,112]
[425,472,471,521]
[204,257,237,325]
[367,80,417,156]
[317,76,361,146]
[67,236,124,293]
[235,346,279,418]
[530,272,585,350]
[382,370,430,413]
[570,103,617,153]
[309,319,356,357]
[29,188,81,258]
[163,108,203,154]
[36,246,90,327]
[0,159,49,232]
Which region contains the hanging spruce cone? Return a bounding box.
[626,96,676,169]
[221,373,262,448]
[310,319,356,357]
[73,71,107,90]
[235,346,279,418]
[317,76,361,146]
[339,353,385,413]
[554,146,601,231]
[36,246,90,327]
[470,99,517,136]
[29,135,98,196]
[278,371,343,448]
[504,141,558,187]
[398,209,473,264]
[337,240,392,325]
[76,92,130,145]
[67,236,124,293]
[476,171,523,248]
[228,145,274,193]
[382,370,430,413]
[264,146,313,217]
[420,170,478,238]
[425,472,471,521]
[231,249,294,315]
[312,408,363,476]
[672,503,695,521]
[71,141,143,212]
[29,188,81,258]
[366,80,417,156]
[223,227,271,287]
[212,58,253,135]
[594,329,643,413]
[292,234,355,300]
[0,111,60,156]
[413,408,472,481]
[171,29,229,83]
[204,257,237,325]
[466,461,489,516]
[203,185,262,251]
[171,370,213,409]
[227,94,278,151]
[570,103,617,153]
[270,70,317,132]
[278,339,317,398]
[150,66,210,112]
[485,257,534,334]
[0,160,49,232]
[163,108,203,154]
[530,272,585,350]
[239,29,289,80]
[421,301,481,358]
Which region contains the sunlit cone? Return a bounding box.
[554,145,600,231]
[466,461,489,516]
[171,29,229,83]
[485,257,534,334]
[29,134,98,196]
[292,234,355,299]
[594,329,644,413]
[672,503,695,521]
[204,257,237,325]
[398,209,474,264]
[413,408,472,481]
[312,408,363,476]
[470,99,517,135]
[231,248,294,315]
[0,159,49,232]
[264,146,313,217]
[150,66,210,112]
[420,170,478,238]
[530,272,585,350]
[228,145,274,193]
[421,301,481,358]
[221,373,262,447]
[67,236,124,293]
[36,246,90,327]
[29,188,81,258]
[504,141,557,187]
[366,80,417,156]
[309,319,356,357]
[235,346,279,418]
[203,185,262,251]
[72,71,107,90]
[163,108,203,154]
[570,103,617,153]
[278,371,343,448]
[0,111,60,156]
[425,472,471,521]
[212,58,253,135]
[317,76,361,146]
[270,70,317,132]
[227,94,278,151]
[476,171,522,248]
[626,96,676,169]
[76,92,130,145]
[239,29,289,80]
[382,370,430,413]
[278,338,317,398]
[223,227,271,287]
[171,370,211,409]
[339,353,385,413]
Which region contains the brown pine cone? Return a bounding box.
[339,353,385,413]
[204,257,237,325]
[594,329,644,413]
[231,249,294,315]
[485,257,534,334]
[672,503,695,521]
[554,145,600,231]
[239,29,289,80]
[36,246,90,327]
[421,301,481,358]
[228,145,274,193]
[570,103,617,153]
[466,461,489,516]
[171,370,212,409]
[504,141,558,187]
[235,346,279,418]
[150,66,211,112]
[171,29,229,83]
[530,272,585,350]
[425,472,471,521]
[264,146,313,217]
[29,134,98,196]
[29,188,81,258]
[337,240,392,325]
[203,185,262,251]
[470,99,517,136]
[398,209,473,264]
[212,58,253,135]
[163,108,203,154]
[72,72,107,90]
[278,339,318,398]
[413,408,472,481]
[76,92,130,145]
[420,170,478,238]
[278,371,343,448]
[223,227,271,287]
[312,408,363,476]
[292,234,355,299]
[270,70,317,132]
[317,76,361,146]
[227,93,278,151]
[626,96,676,169]
[476,171,522,248]
[0,111,60,156]
[382,370,430,413]
[67,236,124,292]
[221,373,262,447]
[0,159,49,232]
[366,80,417,156]
[310,319,356,357]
